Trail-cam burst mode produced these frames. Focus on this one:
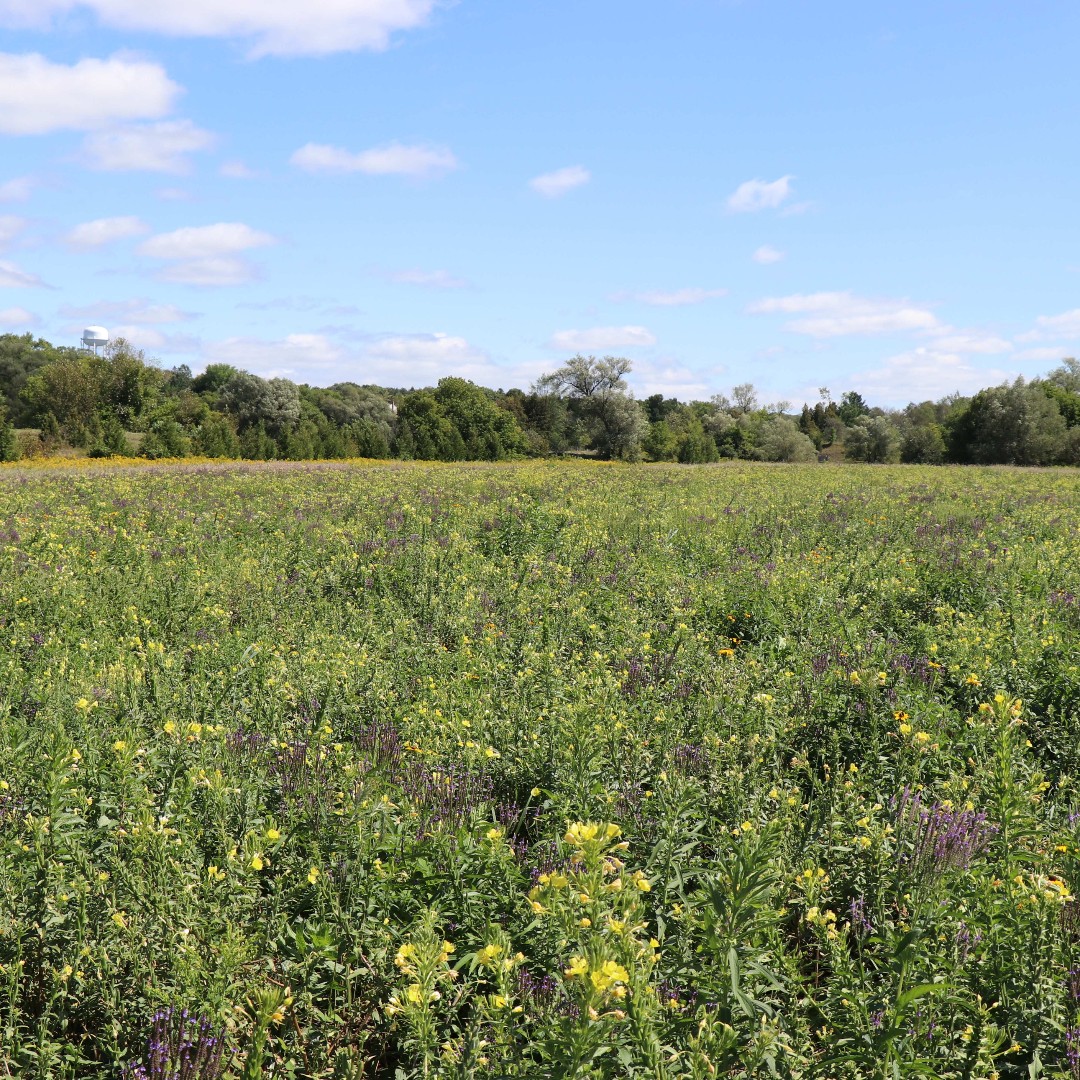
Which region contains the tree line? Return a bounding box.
[1,332,1078,466]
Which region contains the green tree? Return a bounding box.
[946,379,1067,465]
[103,339,163,427]
[535,354,633,398]
[38,411,62,453]
[588,391,648,461]
[1046,357,1080,394]
[239,421,278,460]
[432,377,528,459]
[193,413,241,458]
[164,364,193,395]
[87,415,132,458]
[900,422,946,464]
[812,401,843,447]
[1038,381,1080,427]
[347,418,391,458]
[753,416,817,462]
[644,420,679,461]
[535,355,646,460]
[192,363,239,396]
[844,415,901,463]
[397,391,466,461]
[23,352,110,438]
[676,414,719,463]
[730,383,759,414]
[0,405,18,462]
[520,392,573,454]
[218,373,301,435]
[0,333,81,426]
[21,339,162,438]
[837,390,870,425]
[644,394,681,424]
[282,420,318,460]
[139,417,189,459]
[799,404,823,449]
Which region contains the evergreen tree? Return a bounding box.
[194,413,241,458]
[0,405,18,462]
[349,418,391,458]
[38,412,62,453]
[644,421,679,461]
[140,418,189,459]
[88,415,132,458]
[239,421,278,460]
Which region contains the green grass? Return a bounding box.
[0,459,1078,1078]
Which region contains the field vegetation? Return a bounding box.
[0,460,1079,1077]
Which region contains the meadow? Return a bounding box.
[0,459,1078,1079]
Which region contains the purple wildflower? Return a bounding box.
[124,1008,230,1080]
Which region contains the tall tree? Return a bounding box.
[535,355,646,460]
[0,405,18,462]
[844,416,901,463]
[946,379,1067,465]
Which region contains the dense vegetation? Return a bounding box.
[1,460,1078,1077]
[2,333,1080,466]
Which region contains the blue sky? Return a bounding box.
[1,0,1078,405]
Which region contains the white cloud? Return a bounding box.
[205,332,349,375]
[203,330,532,387]
[140,222,276,260]
[109,325,200,352]
[0,259,45,287]
[1012,345,1072,362]
[386,268,468,289]
[0,176,34,202]
[0,0,439,58]
[0,304,39,327]
[727,175,794,213]
[1017,308,1080,342]
[158,256,259,286]
[61,298,196,324]
[752,245,785,264]
[290,142,457,178]
[83,120,215,173]
[627,287,726,307]
[551,326,657,351]
[0,52,179,135]
[140,222,276,286]
[843,347,1014,406]
[0,215,25,251]
[362,332,488,371]
[628,359,714,400]
[749,291,940,337]
[220,159,257,179]
[529,165,590,199]
[205,328,561,389]
[927,328,1010,355]
[65,215,149,250]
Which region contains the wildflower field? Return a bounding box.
[2,459,1080,1079]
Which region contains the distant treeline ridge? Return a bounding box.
[1,333,1079,466]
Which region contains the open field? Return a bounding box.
[1,460,1079,1078]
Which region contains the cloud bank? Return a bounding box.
[0,0,439,58]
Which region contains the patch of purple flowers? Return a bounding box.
[895,788,997,875]
[124,1008,230,1080]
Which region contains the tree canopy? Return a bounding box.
[2,334,1079,468]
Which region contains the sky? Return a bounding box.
[1,0,1079,406]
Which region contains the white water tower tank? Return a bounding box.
[81,326,109,355]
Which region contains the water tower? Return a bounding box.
[81,326,109,355]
